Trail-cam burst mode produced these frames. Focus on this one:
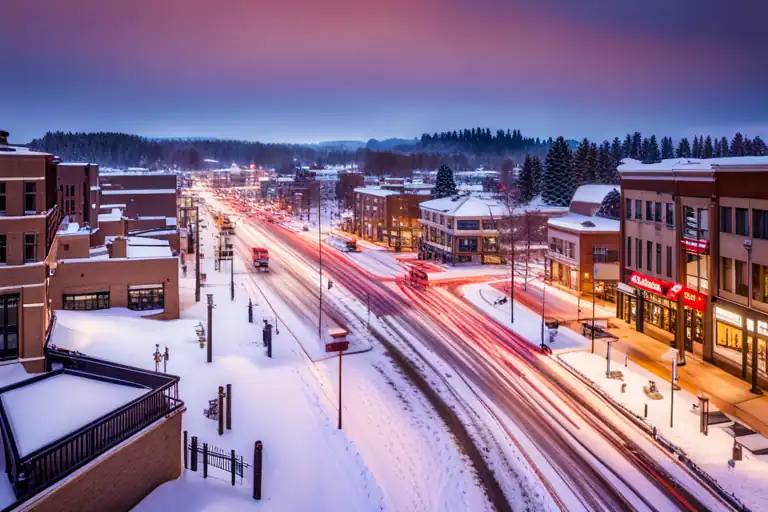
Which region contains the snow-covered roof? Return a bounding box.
[619,156,768,174]
[101,189,176,195]
[547,213,620,233]
[0,145,49,157]
[0,373,146,457]
[106,236,174,258]
[58,162,93,166]
[420,195,505,217]
[98,208,123,222]
[510,195,570,216]
[100,203,126,209]
[354,187,400,198]
[571,185,618,205]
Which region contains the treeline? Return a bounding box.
[360,150,469,177]
[418,128,545,156]
[615,131,766,163]
[28,131,355,171]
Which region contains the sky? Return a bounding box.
[2,0,766,144]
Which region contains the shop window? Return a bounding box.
[656,243,662,274]
[627,237,632,267]
[482,219,497,230]
[128,286,165,311]
[636,238,642,270]
[625,199,632,219]
[646,241,652,272]
[645,201,653,221]
[753,264,768,303]
[63,292,110,311]
[483,237,499,252]
[634,200,641,220]
[686,252,709,292]
[654,202,661,223]
[0,235,5,264]
[736,208,749,236]
[721,257,733,292]
[666,246,673,278]
[0,295,19,360]
[24,233,36,262]
[457,238,478,253]
[456,220,480,231]
[720,207,733,233]
[736,260,749,297]
[665,203,674,226]
[0,183,6,214]
[753,209,768,240]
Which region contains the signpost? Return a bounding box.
[326,329,350,430]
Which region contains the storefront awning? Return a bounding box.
[617,282,636,296]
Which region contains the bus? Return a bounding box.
[409,267,429,288]
[327,233,357,253]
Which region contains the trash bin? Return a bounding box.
[733,442,742,461]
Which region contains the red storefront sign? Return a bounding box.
[682,287,706,311]
[629,272,673,296]
[681,237,709,254]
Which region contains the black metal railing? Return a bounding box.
[45,205,62,256]
[1,370,182,502]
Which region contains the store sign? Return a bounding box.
[629,272,672,296]
[715,307,742,327]
[680,237,709,254]
[682,287,706,311]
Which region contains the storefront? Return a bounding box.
[549,259,579,291]
[714,303,768,383]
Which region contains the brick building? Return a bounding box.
[618,156,768,390]
[352,187,429,251]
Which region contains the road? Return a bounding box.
[206,193,731,512]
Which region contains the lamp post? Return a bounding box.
[745,239,762,395]
[540,276,547,350]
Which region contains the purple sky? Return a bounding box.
[2,0,766,143]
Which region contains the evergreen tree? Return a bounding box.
[586,142,598,183]
[731,132,745,156]
[692,136,700,158]
[744,137,754,156]
[573,138,591,185]
[640,137,650,162]
[596,141,616,184]
[595,189,621,219]
[704,136,714,158]
[431,164,458,198]
[714,138,722,157]
[542,137,574,207]
[697,135,705,158]
[676,138,691,158]
[531,156,543,196]
[517,155,536,204]
[622,134,632,158]
[754,136,767,156]
[630,132,642,159]
[661,136,675,159]
[610,137,623,164]
[645,135,660,163]
[720,136,730,156]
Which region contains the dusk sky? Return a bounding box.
[2,0,766,144]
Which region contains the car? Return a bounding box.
[302,225,310,231]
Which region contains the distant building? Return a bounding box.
[351,187,430,251]
[544,185,620,301]
[335,172,365,210]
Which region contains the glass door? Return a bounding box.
[0,295,19,360]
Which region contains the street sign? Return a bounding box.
[325,341,349,353]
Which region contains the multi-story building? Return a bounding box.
[352,187,429,251]
[618,156,768,389]
[0,141,61,371]
[545,185,620,301]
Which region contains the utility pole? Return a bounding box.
[745,240,762,394]
[318,195,323,340]
[195,203,201,303]
[230,253,234,301]
[207,294,214,363]
[591,265,596,354]
[540,281,546,349]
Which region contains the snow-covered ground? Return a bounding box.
[49,196,498,512]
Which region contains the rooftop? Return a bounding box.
[101,188,177,195]
[420,195,505,217]
[547,212,620,233]
[354,187,400,198]
[0,146,49,157]
[619,156,768,174]
[571,184,619,205]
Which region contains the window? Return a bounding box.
[754,264,768,303]
[753,209,768,239]
[0,295,19,360]
[63,292,110,311]
[567,242,576,259]
[698,208,709,240]
[646,201,653,221]
[665,203,674,226]
[24,182,36,213]
[24,234,36,262]
[666,246,673,278]
[634,200,641,220]
[736,260,748,297]
[720,207,733,233]
[627,237,632,267]
[0,235,5,264]
[457,238,478,253]
[656,243,662,274]
[646,241,652,272]
[0,183,6,213]
[483,237,499,252]
[686,252,709,292]
[636,238,642,270]
[721,257,733,292]
[625,199,632,219]
[736,208,749,236]
[456,220,480,230]
[482,219,497,230]
[654,202,661,222]
[128,286,164,311]
[683,206,695,238]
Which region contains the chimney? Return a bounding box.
[0,131,8,145]
[109,237,128,259]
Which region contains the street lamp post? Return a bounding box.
[745,240,762,395]
[540,279,547,350]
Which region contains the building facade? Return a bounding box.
[352,187,427,251]
[618,156,768,389]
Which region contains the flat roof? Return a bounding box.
[548,213,620,233]
[619,156,768,174]
[354,187,400,198]
[0,146,49,157]
[101,189,176,195]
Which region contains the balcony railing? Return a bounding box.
[45,205,62,257]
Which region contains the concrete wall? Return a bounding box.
[50,257,180,319]
[22,412,183,512]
